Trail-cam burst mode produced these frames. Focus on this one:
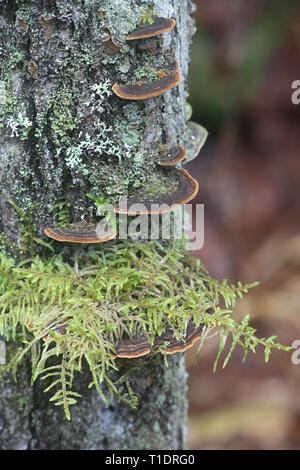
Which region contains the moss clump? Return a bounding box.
[0,239,289,420]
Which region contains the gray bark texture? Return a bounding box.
[0,0,195,450]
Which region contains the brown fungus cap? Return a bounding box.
[44,221,117,244]
[37,321,202,358]
[113,336,151,359]
[114,168,199,215]
[127,17,176,40]
[158,145,186,167]
[154,324,203,355]
[112,61,181,100]
[114,324,203,359]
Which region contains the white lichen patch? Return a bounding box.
[6,109,32,140]
[65,121,132,173]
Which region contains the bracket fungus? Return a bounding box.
[113,337,151,359]
[39,323,202,360]
[154,324,203,355]
[127,17,176,40]
[115,168,199,215]
[185,121,208,163]
[112,61,181,100]
[158,145,186,166]
[102,28,122,53]
[114,324,203,359]
[44,221,117,244]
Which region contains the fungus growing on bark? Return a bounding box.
[44,221,117,243]
[154,324,203,354]
[40,323,202,359]
[185,121,208,163]
[102,28,121,53]
[112,61,181,100]
[114,324,203,359]
[113,336,151,359]
[115,168,198,215]
[38,14,56,42]
[157,145,186,166]
[127,17,176,40]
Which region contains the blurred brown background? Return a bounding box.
[186,0,300,449]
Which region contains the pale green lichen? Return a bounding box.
[48,87,79,146]
[6,108,32,140]
[135,65,158,82]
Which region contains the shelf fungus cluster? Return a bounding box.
[40,322,203,359]
[112,17,180,100]
[115,168,198,215]
[112,60,180,100]
[43,16,204,360]
[127,17,176,41]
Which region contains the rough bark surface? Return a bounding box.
[0,0,195,450]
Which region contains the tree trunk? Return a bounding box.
[0,0,195,450]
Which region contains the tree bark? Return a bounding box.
[0,0,195,450]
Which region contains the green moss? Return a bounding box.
[51,194,72,228]
[0,239,289,420]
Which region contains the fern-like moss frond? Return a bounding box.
[0,240,290,419]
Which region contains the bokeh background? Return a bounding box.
[186,0,300,449]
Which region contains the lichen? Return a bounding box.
[0,238,288,420]
[48,86,79,146]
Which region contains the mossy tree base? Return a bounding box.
[0,353,187,450]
